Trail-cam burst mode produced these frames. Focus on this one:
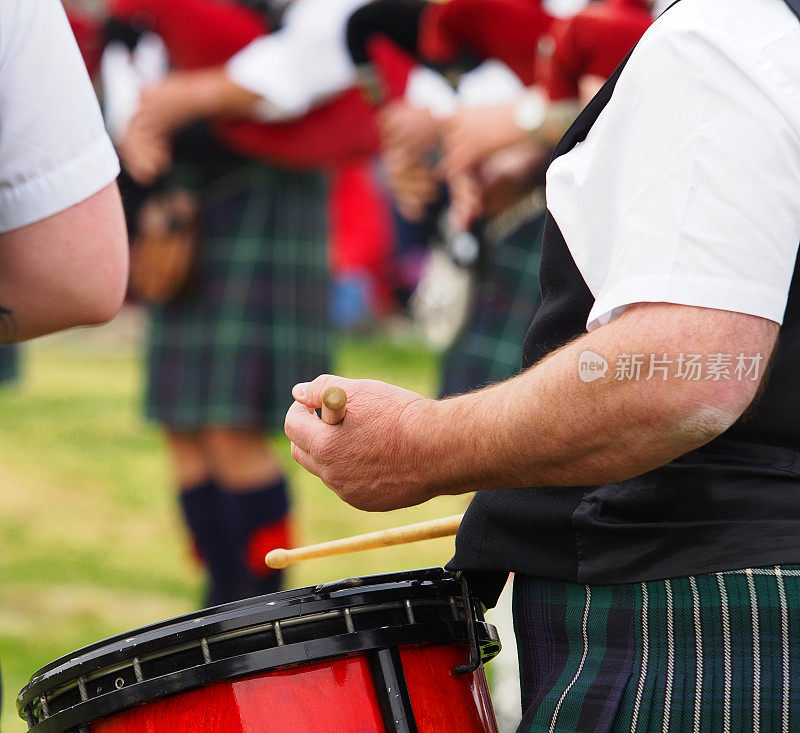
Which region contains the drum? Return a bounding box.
[18,568,501,733]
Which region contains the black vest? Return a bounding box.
[450,0,800,603]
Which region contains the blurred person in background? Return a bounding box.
[0,0,127,712]
[347,0,653,398]
[435,0,654,395]
[348,0,553,400]
[104,0,379,606]
[328,161,398,331]
[440,0,655,201]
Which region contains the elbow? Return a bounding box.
[82,275,127,327]
[75,186,130,327]
[668,379,761,446]
[79,239,129,326]
[65,218,129,328]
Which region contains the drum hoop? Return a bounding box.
[22,621,500,733]
[19,569,502,732]
[27,568,451,685]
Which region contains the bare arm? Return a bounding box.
[0,183,128,341]
[284,302,777,510]
[119,69,262,185]
[440,96,579,179]
[149,69,264,123]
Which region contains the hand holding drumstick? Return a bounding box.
[286,376,437,512]
[320,385,347,425]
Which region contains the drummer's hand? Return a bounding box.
[284,375,436,511]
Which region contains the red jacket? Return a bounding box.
[539,0,653,101]
[419,0,553,85]
[109,0,380,168]
[67,9,103,77]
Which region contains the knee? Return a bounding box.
[200,428,281,487]
[201,428,242,460]
[201,429,250,484]
[167,431,211,487]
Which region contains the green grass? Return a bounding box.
[0,313,473,731]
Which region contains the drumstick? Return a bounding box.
[266,514,464,569]
[321,385,347,425]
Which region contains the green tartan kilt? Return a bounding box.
[145,162,329,432]
[514,566,800,732]
[439,190,546,397]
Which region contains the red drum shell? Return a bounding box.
[18,570,501,732]
[92,644,496,733]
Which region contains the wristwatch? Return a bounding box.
[512,90,547,136]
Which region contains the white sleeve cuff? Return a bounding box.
[0,135,120,233]
[587,274,791,331]
[405,66,457,118]
[225,38,312,122]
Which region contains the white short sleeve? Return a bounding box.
[225,0,366,122]
[546,0,800,330]
[0,0,119,233]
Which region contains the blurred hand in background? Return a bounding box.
[379,100,441,222]
[119,70,262,185]
[439,102,526,180]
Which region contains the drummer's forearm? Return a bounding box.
[417,302,776,494]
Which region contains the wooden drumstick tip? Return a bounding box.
[321,385,347,425]
[265,548,290,570]
[264,514,463,570]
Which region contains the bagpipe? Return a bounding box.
[346,0,554,94]
[345,0,555,351]
[107,0,381,169]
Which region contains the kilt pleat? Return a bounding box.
[145,162,329,431]
[514,566,800,732]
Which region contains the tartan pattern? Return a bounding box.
[439,194,546,398]
[145,161,329,431]
[514,566,800,732]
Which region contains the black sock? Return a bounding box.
[216,477,291,602]
[178,478,233,607]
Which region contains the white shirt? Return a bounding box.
[0,0,119,233]
[102,32,169,143]
[226,0,369,122]
[546,0,800,330]
[405,61,524,118]
[543,0,590,18]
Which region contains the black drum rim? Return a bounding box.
[18,568,501,732]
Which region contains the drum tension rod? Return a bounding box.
[453,575,482,675]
